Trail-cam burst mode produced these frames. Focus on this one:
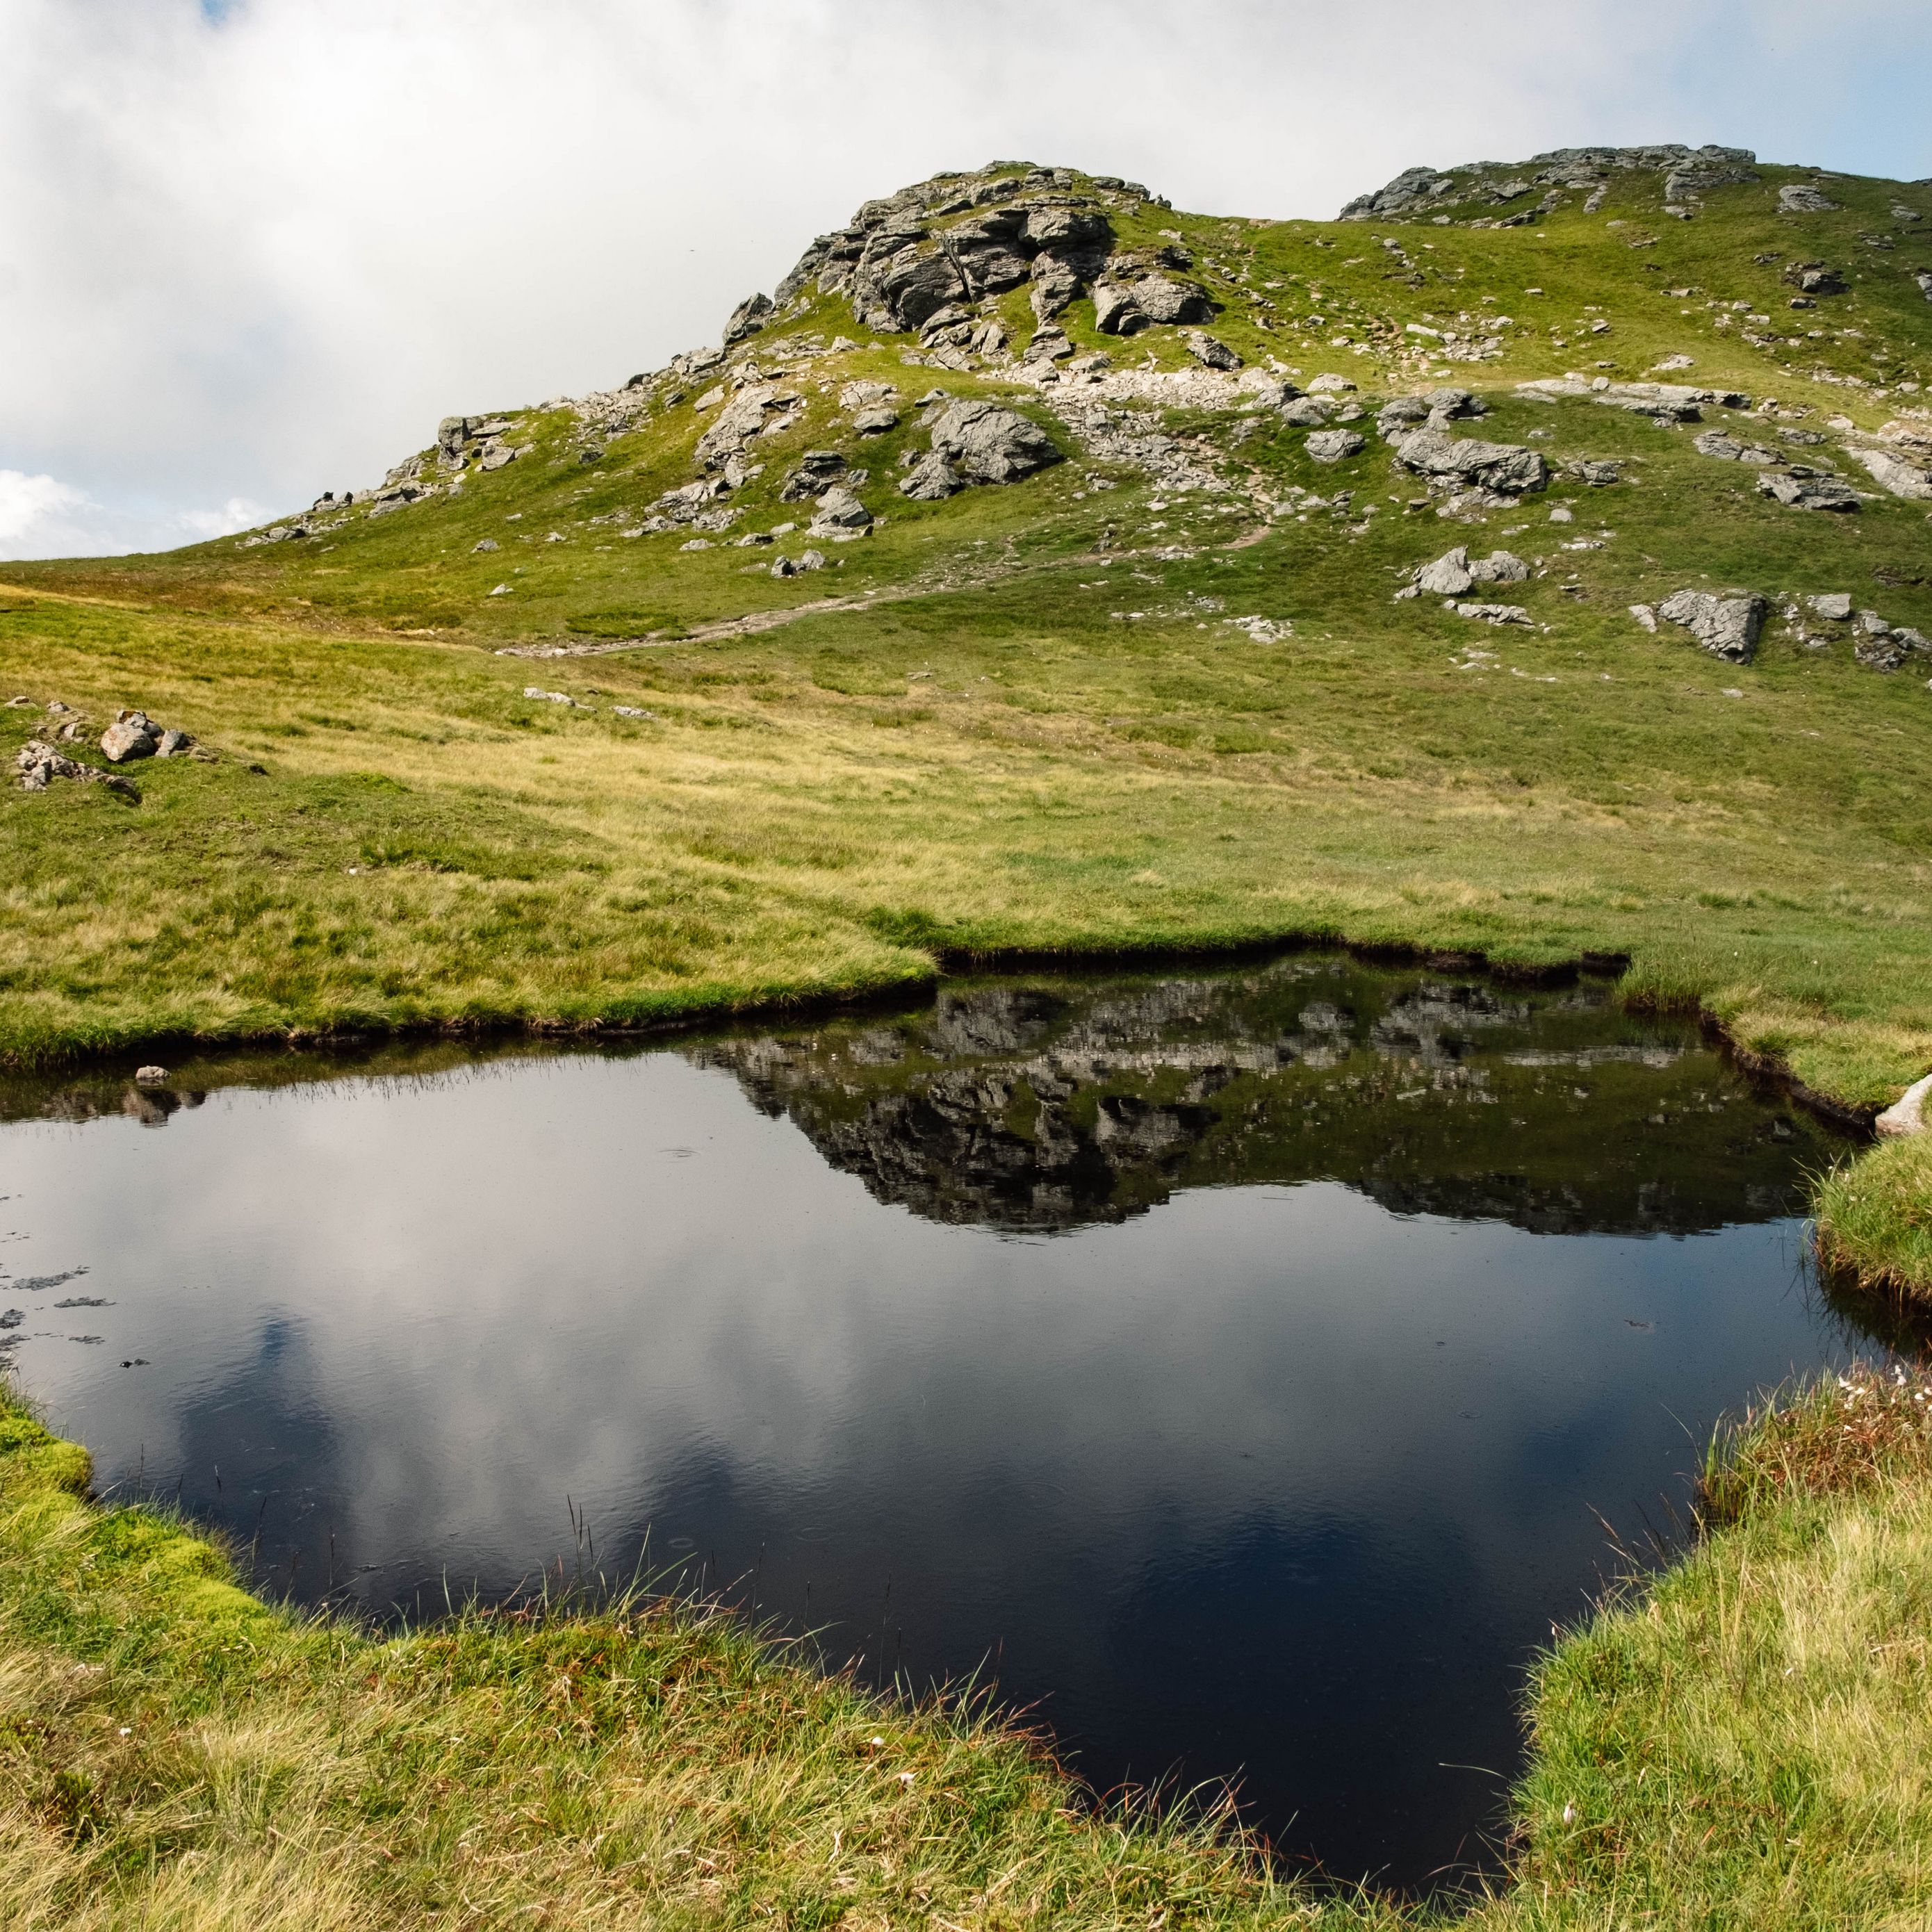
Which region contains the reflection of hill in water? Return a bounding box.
[695,960,1846,1237]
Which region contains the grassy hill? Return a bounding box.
[5,142,1932,1926]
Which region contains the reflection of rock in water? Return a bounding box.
[695,964,1843,1238]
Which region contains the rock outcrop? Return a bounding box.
[1339,145,1757,222]
[778,165,1133,338]
[1391,427,1548,499]
[1657,589,1768,662]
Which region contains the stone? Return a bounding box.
[1184,331,1241,370]
[808,486,872,535]
[1876,1072,1932,1138]
[853,405,901,435]
[1917,270,1932,303]
[1131,275,1213,324]
[1091,281,1146,334]
[1856,632,1908,671]
[1757,470,1860,511]
[1849,447,1932,500]
[780,451,848,502]
[898,453,965,500]
[1306,428,1365,462]
[1470,549,1529,584]
[1808,593,1853,620]
[154,729,193,758]
[1785,263,1845,296]
[1308,374,1357,393]
[135,1066,169,1086]
[1657,588,1767,662]
[1391,427,1549,496]
[1577,460,1623,485]
[798,549,827,571]
[696,383,802,469]
[1694,429,1778,464]
[100,711,158,762]
[1282,396,1335,427]
[1452,603,1533,625]
[1022,326,1074,365]
[1415,547,1475,596]
[1629,603,1659,632]
[1029,258,1083,321]
[928,399,1062,484]
[1423,386,1484,418]
[473,537,499,552]
[1778,183,1840,213]
[1377,396,1431,439]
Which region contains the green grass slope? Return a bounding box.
[3,148,1929,1236]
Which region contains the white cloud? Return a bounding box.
[0,470,89,548]
[1,0,1928,557]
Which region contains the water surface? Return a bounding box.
[0,956,1878,1890]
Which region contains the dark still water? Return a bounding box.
[0,956,1883,1890]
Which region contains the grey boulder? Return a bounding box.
[928,400,1061,484]
[100,711,160,762]
[1091,281,1147,334]
[1184,331,1241,370]
[724,293,773,343]
[1306,429,1364,462]
[1694,429,1778,464]
[1757,470,1860,511]
[1282,396,1335,427]
[1657,589,1767,662]
[1849,448,1932,500]
[1391,427,1549,496]
[808,486,872,535]
[1132,276,1213,325]
[1778,183,1840,213]
[899,454,966,500]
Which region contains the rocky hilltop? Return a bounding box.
[161,142,1930,717]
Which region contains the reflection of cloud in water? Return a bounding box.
[0,960,1867,1889]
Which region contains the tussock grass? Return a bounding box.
[0,1389,1399,1931]
[11,1370,1932,1927]
[1816,1135,1932,1300]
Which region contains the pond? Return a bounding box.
[0,954,1884,1891]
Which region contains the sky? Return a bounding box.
[2,0,1929,559]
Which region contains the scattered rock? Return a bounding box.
[1306,429,1364,462]
[1629,603,1659,632]
[1282,396,1336,427]
[1694,429,1779,464]
[15,739,139,799]
[1778,183,1840,214]
[853,405,901,435]
[808,486,873,537]
[1131,275,1213,325]
[134,1066,169,1085]
[1307,374,1357,393]
[1410,547,1528,596]
[1876,1072,1932,1138]
[1757,470,1860,511]
[1391,427,1549,497]
[1808,593,1853,621]
[100,710,162,762]
[723,293,773,344]
[1376,396,1431,439]
[1657,588,1767,662]
[780,451,849,502]
[1091,281,1147,334]
[1848,447,1932,500]
[473,537,499,552]
[1783,261,1845,296]
[1184,331,1241,370]
[1577,460,1623,485]
[899,453,966,500]
[928,400,1061,484]
[1452,603,1533,626]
